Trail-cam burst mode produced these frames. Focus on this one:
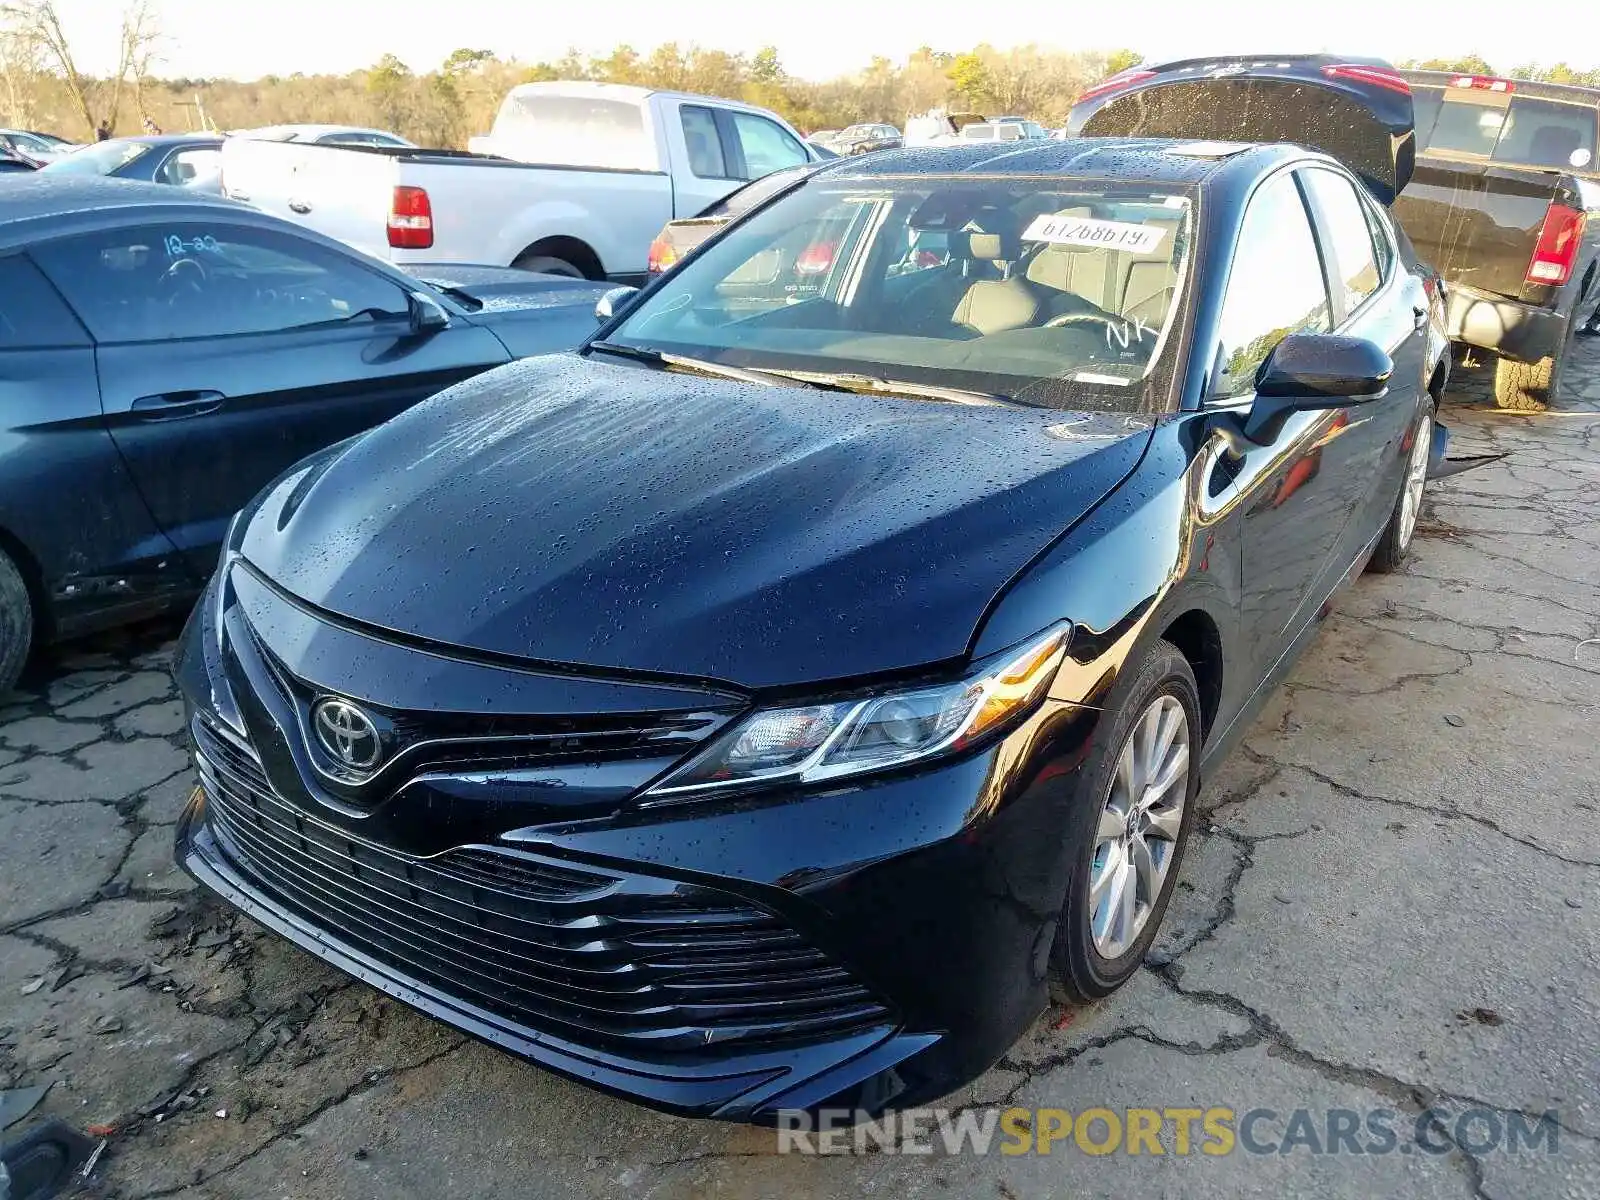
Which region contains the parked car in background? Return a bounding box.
[1392,70,1599,408]
[646,160,830,275]
[227,82,821,283]
[1070,57,1599,410]
[990,117,1051,139]
[0,177,610,691]
[809,129,841,144]
[957,121,1030,144]
[0,129,69,163]
[827,123,904,155]
[235,124,415,148]
[0,148,39,175]
[40,134,227,192]
[175,67,1447,1121]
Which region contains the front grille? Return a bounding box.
[244,629,731,785]
[192,718,891,1052]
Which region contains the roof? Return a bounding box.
[237,124,407,141]
[502,79,789,116]
[818,137,1261,186]
[0,175,234,225]
[107,133,223,148]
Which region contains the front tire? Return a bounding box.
[0,548,34,695]
[1368,397,1434,574]
[1049,641,1200,1003]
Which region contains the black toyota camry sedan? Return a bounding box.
[177,64,1451,1121]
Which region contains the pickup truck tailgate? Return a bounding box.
[1395,158,1572,303]
[222,139,396,260]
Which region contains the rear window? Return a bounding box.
[41,139,151,176]
[490,94,652,170]
[1492,98,1597,169]
[1420,94,1598,169]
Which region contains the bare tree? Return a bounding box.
[0,15,43,126]
[0,0,161,136]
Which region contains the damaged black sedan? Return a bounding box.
[177,69,1451,1121]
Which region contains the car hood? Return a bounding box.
[239,355,1154,690]
[413,264,611,311]
[413,265,610,358]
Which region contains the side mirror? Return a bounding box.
[595,285,639,324]
[1243,334,1392,443]
[408,291,450,334]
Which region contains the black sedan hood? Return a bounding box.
[239,356,1153,690]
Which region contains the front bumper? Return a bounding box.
[174,568,1103,1121]
[1446,284,1569,363]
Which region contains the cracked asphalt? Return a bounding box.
[3,339,1599,1200]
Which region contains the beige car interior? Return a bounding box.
[943,210,1182,338]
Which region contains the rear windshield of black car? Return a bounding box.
[1414,88,1599,170]
[607,175,1196,414]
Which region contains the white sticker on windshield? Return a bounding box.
[1022,214,1167,255]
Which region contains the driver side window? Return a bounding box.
[30,223,411,344]
[1211,172,1332,399]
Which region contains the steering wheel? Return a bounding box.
[158,256,208,300]
[1043,308,1121,334]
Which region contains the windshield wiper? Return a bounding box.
[588,342,797,388]
[761,370,1013,406]
[586,344,1012,405]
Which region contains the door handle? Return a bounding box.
[129,390,225,420]
[288,199,311,214]
[1413,305,1428,331]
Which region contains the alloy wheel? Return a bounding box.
[1397,412,1432,552]
[1088,693,1190,959]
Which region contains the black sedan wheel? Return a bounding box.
[1050,641,1200,1002]
[0,548,33,695]
[1368,397,1434,573]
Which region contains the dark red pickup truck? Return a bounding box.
[1398,71,1599,409]
[1068,59,1600,411]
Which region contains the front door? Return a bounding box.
[30,218,508,573]
[1206,170,1372,675]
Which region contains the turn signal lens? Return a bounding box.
[642,625,1068,802]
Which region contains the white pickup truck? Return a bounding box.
[219,82,820,283]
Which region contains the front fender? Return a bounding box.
[974,414,1244,736]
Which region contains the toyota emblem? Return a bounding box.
[311,697,383,772]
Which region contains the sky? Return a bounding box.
[43,0,1600,81]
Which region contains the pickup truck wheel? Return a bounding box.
[1493,353,1554,412]
[512,254,586,279]
[0,547,34,696]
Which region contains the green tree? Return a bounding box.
[1413,54,1496,75]
[1104,48,1144,76]
[366,53,411,130]
[946,51,989,108]
[751,45,782,84]
[441,47,493,77]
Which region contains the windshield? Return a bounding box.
[42,140,151,175]
[606,175,1194,412]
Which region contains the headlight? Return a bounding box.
[641,625,1068,803]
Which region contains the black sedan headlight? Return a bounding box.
[642,625,1067,802]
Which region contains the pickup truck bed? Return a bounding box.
[221,82,818,284]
